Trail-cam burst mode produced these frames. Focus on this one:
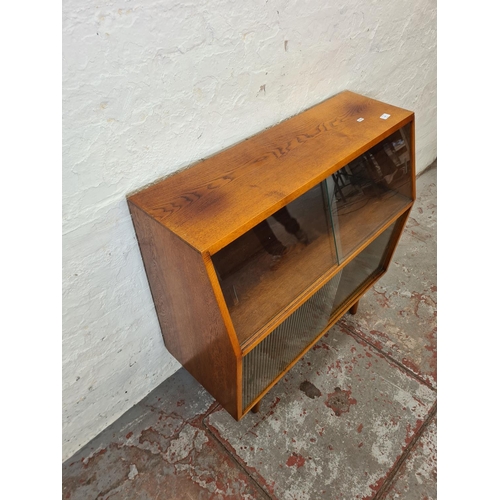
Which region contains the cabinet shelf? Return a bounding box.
[128,91,415,419]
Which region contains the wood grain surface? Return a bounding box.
[128,91,414,254]
[127,91,416,420]
[128,203,239,418]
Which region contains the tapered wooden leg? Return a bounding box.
[251,400,261,413]
[349,300,359,315]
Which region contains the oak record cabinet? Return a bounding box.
[128,91,415,419]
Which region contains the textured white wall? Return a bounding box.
[62,0,436,460]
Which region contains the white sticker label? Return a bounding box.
[357,117,364,122]
[380,113,391,120]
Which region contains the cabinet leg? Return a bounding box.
[251,400,261,413]
[349,300,359,315]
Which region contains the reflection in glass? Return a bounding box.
[329,218,399,318]
[212,183,338,344]
[325,123,412,260]
[212,124,412,344]
[251,207,309,258]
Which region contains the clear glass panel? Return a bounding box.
[326,123,412,261]
[212,182,339,344]
[329,218,400,317]
[213,125,411,344]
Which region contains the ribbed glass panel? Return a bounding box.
[241,215,403,411]
[242,271,342,411]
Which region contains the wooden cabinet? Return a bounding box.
[128,91,415,418]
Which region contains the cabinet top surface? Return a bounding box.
[128,91,413,254]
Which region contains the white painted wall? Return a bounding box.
[62,0,436,460]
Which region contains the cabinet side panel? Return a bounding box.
[128,202,238,418]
